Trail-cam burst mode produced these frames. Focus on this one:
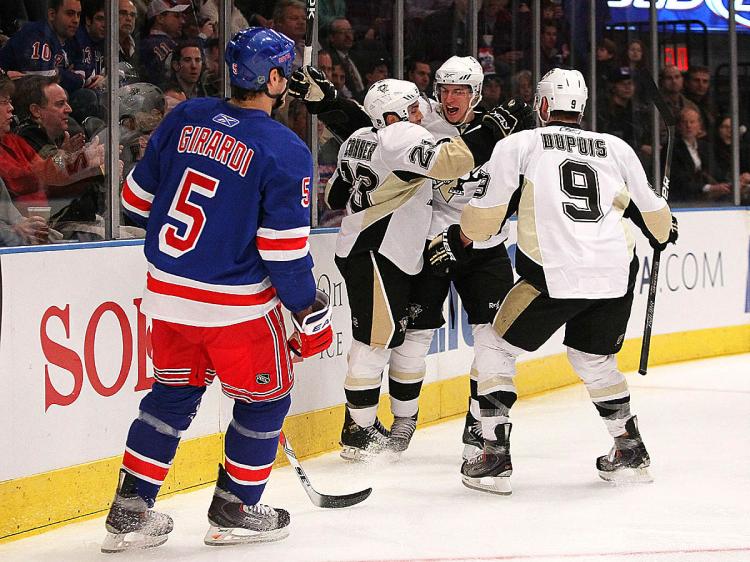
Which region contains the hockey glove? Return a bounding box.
[288,289,334,359]
[288,65,337,114]
[426,224,471,276]
[650,215,679,251]
[482,97,536,142]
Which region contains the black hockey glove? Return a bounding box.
[288,65,337,114]
[426,224,471,276]
[650,215,679,251]
[482,97,536,142]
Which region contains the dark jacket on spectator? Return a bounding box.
[666,135,715,201]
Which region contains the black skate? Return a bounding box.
[597,416,653,483]
[340,407,390,461]
[461,401,483,460]
[101,469,174,553]
[387,412,418,454]
[205,464,290,545]
[460,423,512,495]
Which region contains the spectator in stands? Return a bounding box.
[668,106,730,203]
[620,38,650,101]
[660,64,699,128]
[163,83,186,114]
[327,18,365,99]
[273,0,306,72]
[0,74,101,218]
[168,39,206,99]
[414,0,489,67]
[511,69,533,104]
[685,65,718,141]
[118,82,164,178]
[202,37,220,96]
[479,73,504,110]
[595,37,618,98]
[597,67,647,152]
[355,55,388,103]
[406,57,431,95]
[139,0,188,87]
[71,0,105,90]
[493,0,530,73]
[713,115,750,191]
[539,21,564,75]
[198,0,248,36]
[331,62,351,99]
[0,0,86,94]
[118,0,138,66]
[0,176,49,246]
[318,0,346,29]
[318,50,334,81]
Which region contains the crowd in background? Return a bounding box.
[0,0,747,245]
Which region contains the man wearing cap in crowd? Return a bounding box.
[597,66,647,152]
[139,0,189,87]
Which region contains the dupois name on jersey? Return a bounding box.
[176,125,255,177]
[541,132,608,158]
[343,137,377,161]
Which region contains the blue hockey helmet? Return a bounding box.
[225,27,296,91]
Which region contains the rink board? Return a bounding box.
[1,208,748,540]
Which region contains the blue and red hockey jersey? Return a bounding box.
[0,21,84,93]
[122,97,317,326]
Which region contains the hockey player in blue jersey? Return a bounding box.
[102,27,333,552]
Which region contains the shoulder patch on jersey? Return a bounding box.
[212,113,239,128]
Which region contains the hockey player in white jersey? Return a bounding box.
[428,68,678,494]
[291,58,534,460]
[327,78,501,459]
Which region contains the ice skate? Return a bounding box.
[597,416,653,483]
[204,464,290,545]
[386,412,418,454]
[460,423,512,495]
[461,401,483,460]
[101,469,174,553]
[340,407,390,461]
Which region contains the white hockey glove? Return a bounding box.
[426,224,471,277]
[288,289,334,358]
[288,65,337,114]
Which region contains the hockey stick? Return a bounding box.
[279,431,372,508]
[637,75,677,376]
[303,0,316,66]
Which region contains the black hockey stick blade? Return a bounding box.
[280,431,372,508]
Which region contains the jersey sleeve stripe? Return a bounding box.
[256,236,308,251]
[147,273,277,306]
[256,226,310,239]
[121,177,154,217]
[257,246,310,261]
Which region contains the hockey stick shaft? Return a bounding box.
[303,0,316,66]
[638,76,676,376]
[279,430,372,508]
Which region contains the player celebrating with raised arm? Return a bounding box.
[290,57,534,460]
[328,78,501,460]
[429,69,678,495]
[102,28,332,552]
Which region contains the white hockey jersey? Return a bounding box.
[328,120,475,274]
[419,97,508,249]
[462,124,672,299]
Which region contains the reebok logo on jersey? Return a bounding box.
[213,113,240,128]
[256,373,271,384]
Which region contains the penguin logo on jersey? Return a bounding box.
[435,167,490,203]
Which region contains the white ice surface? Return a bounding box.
[3,354,749,562]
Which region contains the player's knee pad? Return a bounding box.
[567,348,629,403]
[138,382,206,433]
[389,329,432,384]
[472,324,521,397]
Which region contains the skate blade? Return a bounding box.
[101,531,168,553]
[461,474,512,496]
[598,466,653,484]
[204,525,289,546]
[339,445,386,462]
[462,443,482,461]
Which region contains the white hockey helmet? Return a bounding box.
[363,78,421,129]
[533,68,588,124]
[433,56,483,110]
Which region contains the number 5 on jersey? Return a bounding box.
[159,168,220,257]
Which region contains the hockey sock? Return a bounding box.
[478,390,516,440]
[469,377,480,420]
[388,377,423,418]
[594,397,632,437]
[122,383,206,506]
[388,329,431,418]
[223,395,290,506]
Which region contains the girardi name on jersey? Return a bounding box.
[541,130,608,159]
[176,125,255,177]
[343,137,377,161]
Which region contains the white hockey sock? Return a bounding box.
[349,405,378,428]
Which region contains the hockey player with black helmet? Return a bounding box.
[290,56,535,461]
